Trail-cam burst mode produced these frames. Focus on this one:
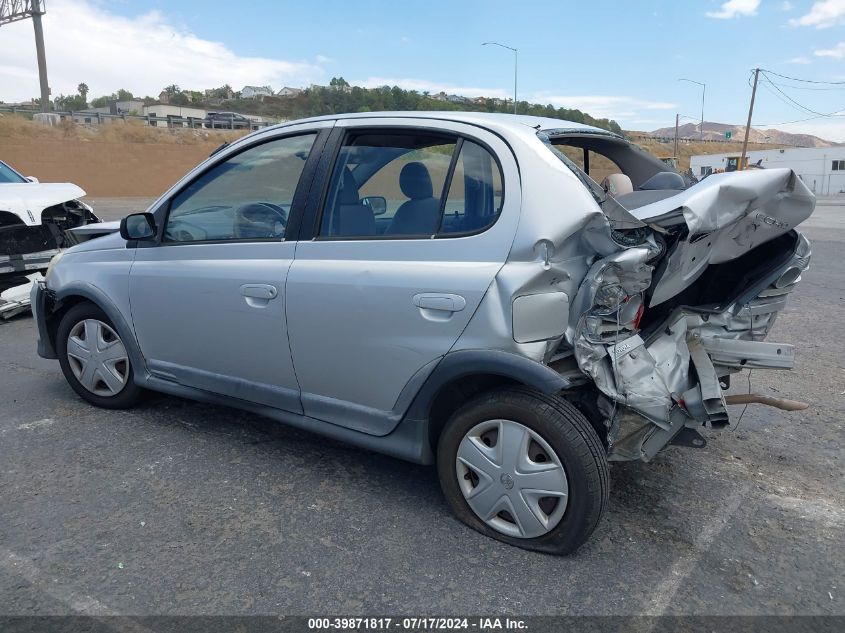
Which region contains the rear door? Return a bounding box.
[286,118,521,434]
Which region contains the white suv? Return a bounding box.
[33,112,814,554]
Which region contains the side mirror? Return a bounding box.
[25,176,39,183]
[120,212,157,241]
[361,196,387,216]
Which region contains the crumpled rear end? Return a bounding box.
[569,168,814,461]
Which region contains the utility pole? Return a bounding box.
[673,113,680,162]
[739,68,760,172]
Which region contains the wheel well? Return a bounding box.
[426,373,518,450]
[45,294,92,348]
[425,373,609,452]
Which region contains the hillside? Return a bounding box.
[649,121,835,148]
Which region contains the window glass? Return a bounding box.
[164,133,316,242]
[0,161,26,184]
[320,132,456,238]
[439,141,504,234]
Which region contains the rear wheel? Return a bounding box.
[56,302,142,409]
[437,387,608,555]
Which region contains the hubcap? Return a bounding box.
[456,419,568,539]
[66,319,129,397]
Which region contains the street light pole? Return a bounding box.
[32,0,50,112]
[483,42,518,114]
[679,78,706,141]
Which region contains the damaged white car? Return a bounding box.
[32,113,813,554]
[0,159,100,286]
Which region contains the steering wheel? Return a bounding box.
[164,218,209,242]
[233,202,288,239]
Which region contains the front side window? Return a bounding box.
[319,131,503,238]
[833,160,844,171]
[164,133,316,242]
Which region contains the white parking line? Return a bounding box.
[16,418,56,431]
[0,547,153,631]
[642,484,749,616]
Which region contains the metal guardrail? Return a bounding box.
[0,105,275,130]
[627,133,798,147]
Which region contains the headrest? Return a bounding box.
[601,173,634,197]
[338,168,359,204]
[400,162,434,199]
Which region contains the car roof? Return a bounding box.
[265,111,620,139]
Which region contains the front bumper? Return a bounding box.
[32,280,58,359]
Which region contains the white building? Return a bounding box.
[240,85,273,99]
[691,146,845,195]
[142,104,207,127]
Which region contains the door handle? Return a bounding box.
[240,284,278,308]
[240,284,278,300]
[413,293,466,312]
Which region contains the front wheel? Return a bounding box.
[437,387,608,555]
[56,302,142,409]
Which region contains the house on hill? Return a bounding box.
[277,86,303,98]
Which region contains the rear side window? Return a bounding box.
[318,131,503,239]
[439,141,503,234]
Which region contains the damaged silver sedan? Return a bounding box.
[31,113,813,553]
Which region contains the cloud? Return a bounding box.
[706,0,760,19]
[781,1,794,10]
[352,77,511,99]
[769,119,845,143]
[789,0,845,28]
[815,41,845,57]
[529,94,677,121]
[788,56,812,64]
[0,0,324,102]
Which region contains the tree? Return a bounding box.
[90,95,113,108]
[54,93,87,111]
[170,92,189,105]
[163,84,181,96]
[77,83,89,105]
[116,89,134,101]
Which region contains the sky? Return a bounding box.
[1,0,844,140]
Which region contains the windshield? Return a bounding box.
[0,161,27,184]
[538,132,645,231]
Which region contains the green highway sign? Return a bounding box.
[725,131,732,139]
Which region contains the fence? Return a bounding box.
[0,105,275,131]
[626,133,798,148]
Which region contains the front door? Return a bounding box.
[129,129,325,411]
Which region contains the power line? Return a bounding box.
[761,73,842,117]
[753,112,845,126]
[760,78,829,117]
[759,69,845,85]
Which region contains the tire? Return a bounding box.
[437,387,608,555]
[56,302,142,409]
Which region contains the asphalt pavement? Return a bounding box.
[0,202,842,616]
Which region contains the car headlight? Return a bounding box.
[45,249,65,282]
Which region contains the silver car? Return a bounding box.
[32,112,814,554]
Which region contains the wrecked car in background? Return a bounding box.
[32,113,814,554]
[0,159,100,315]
